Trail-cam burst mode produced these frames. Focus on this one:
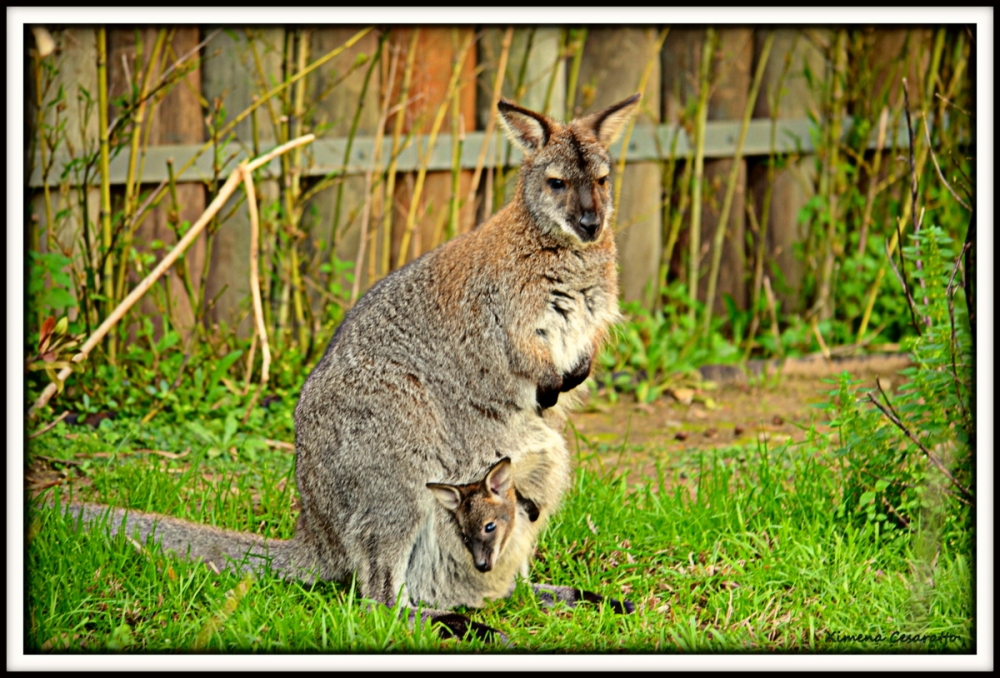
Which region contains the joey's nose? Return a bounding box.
[475,559,492,572]
[578,211,600,240]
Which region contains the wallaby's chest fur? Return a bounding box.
[435,198,620,379]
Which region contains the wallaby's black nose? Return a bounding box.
[578,211,600,239]
[476,560,491,572]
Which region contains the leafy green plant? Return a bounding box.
[28,251,78,315]
[25,316,84,394]
[824,224,972,533]
[594,283,739,403]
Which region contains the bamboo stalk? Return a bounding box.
[687,28,716,323]
[381,30,420,277]
[701,32,774,340]
[566,28,588,117]
[242,332,258,395]
[32,49,55,253]
[658,122,685,302]
[246,30,283,143]
[396,31,474,269]
[763,275,783,359]
[351,40,398,305]
[541,29,566,118]
[28,135,316,417]
[165,159,195,308]
[447,29,463,242]
[495,28,539,213]
[512,28,536,103]
[330,32,386,254]
[612,28,668,225]
[96,27,116,362]
[193,100,225,326]
[856,226,900,343]
[744,32,798,358]
[856,107,889,258]
[115,29,168,305]
[289,28,311,351]
[462,27,513,216]
[811,29,847,322]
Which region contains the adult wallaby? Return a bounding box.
[52,92,642,642]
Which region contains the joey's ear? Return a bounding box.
[485,458,512,496]
[579,93,642,148]
[427,483,462,512]
[497,99,554,153]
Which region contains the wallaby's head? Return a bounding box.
[497,93,642,247]
[427,458,516,573]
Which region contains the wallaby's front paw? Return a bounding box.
[433,613,509,645]
[536,381,561,410]
[515,491,540,522]
[560,353,593,393]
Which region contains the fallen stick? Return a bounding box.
[28,411,71,439]
[28,135,316,417]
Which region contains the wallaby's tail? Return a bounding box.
[52,501,315,581]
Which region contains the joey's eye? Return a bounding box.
[597,176,608,186]
[485,522,496,533]
[547,178,566,190]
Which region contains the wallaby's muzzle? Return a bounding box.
[576,211,601,242]
[473,545,495,572]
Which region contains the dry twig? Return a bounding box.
[29,411,71,439]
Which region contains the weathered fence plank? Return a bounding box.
[662,28,752,313]
[387,27,477,271]
[749,28,826,314]
[302,27,383,307]
[29,28,100,326]
[706,29,753,313]
[201,27,283,337]
[29,116,921,188]
[580,27,663,305]
[109,28,207,342]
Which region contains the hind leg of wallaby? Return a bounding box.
[532,584,636,615]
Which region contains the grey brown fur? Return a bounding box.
[53,93,642,640]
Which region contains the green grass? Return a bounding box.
[25,411,973,654]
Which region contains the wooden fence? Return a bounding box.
[25,26,970,345]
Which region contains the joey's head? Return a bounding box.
[427,458,517,573]
[497,93,642,248]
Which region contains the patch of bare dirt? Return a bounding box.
[567,353,912,485]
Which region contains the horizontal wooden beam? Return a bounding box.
[27,114,929,187]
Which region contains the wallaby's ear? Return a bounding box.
[427,483,462,512]
[579,93,642,148]
[485,457,512,496]
[497,99,554,154]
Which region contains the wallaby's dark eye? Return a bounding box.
[485,522,496,533]
[547,178,566,190]
[597,176,608,186]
